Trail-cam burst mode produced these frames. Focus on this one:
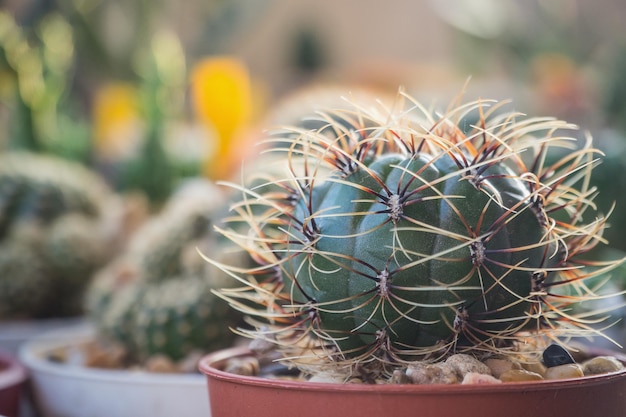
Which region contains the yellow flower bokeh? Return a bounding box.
[190,56,253,179]
[92,82,143,161]
[92,82,142,160]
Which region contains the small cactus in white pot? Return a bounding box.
[203,89,624,382]
[87,179,245,368]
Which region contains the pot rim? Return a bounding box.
[199,346,626,394]
[0,316,85,340]
[0,349,28,389]
[18,324,205,387]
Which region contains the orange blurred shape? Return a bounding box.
[531,53,581,102]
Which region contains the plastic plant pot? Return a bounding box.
[19,324,211,417]
[0,349,28,417]
[0,317,86,355]
[199,346,626,417]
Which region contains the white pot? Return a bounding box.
[0,317,86,355]
[18,324,211,417]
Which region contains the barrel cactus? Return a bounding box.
[0,152,120,319]
[208,91,623,379]
[87,180,243,365]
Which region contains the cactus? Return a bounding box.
[208,91,623,379]
[0,241,50,318]
[0,152,119,319]
[87,180,243,364]
[0,154,105,238]
[132,276,233,361]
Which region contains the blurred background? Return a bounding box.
[1,0,626,244]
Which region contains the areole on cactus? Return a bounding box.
[205,89,623,378]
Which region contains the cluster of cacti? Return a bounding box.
[87,180,243,364]
[209,90,623,380]
[0,152,120,319]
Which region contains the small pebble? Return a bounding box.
[406,363,459,385]
[347,377,365,384]
[308,372,345,384]
[499,369,544,382]
[542,344,575,368]
[390,369,411,384]
[582,356,625,375]
[445,354,492,377]
[544,363,584,380]
[46,348,68,364]
[83,343,126,369]
[521,361,547,376]
[483,358,521,378]
[223,357,260,376]
[462,372,502,385]
[145,354,178,373]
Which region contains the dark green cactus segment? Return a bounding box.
[133,277,235,361]
[44,216,105,279]
[0,242,51,318]
[139,213,211,280]
[286,149,556,356]
[95,280,144,355]
[93,274,236,362]
[211,93,621,376]
[0,153,104,236]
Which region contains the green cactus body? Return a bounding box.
[0,152,118,319]
[95,279,143,355]
[92,274,236,362]
[0,242,51,318]
[212,93,621,376]
[133,277,234,361]
[138,212,211,280]
[88,180,243,364]
[285,151,557,357]
[0,154,103,235]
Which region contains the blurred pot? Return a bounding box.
[0,317,85,355]
[19,324,210,417]
[0,349,28,417]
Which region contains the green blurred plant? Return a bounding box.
[115,30,188,205]
[0,152,122,319]
[0,11,91,161]
[1,0,268,208]
[87,180,244,365]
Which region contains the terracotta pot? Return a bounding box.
[0,349,28,417]
[19,323,211,417]
[199,346,626,417]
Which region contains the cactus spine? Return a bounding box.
[210,91,623,378]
